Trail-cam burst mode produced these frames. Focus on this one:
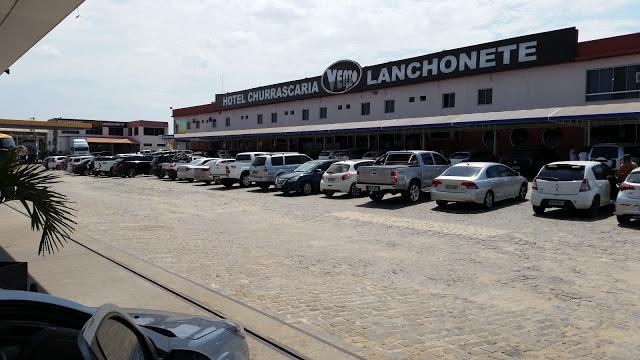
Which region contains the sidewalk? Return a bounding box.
[0,205,291,360]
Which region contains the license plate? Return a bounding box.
[445,185,458,190]
[367,186,380,192]
[548,200,565,206]
[328,178,336,182]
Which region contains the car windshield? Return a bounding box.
[626,172,640,183]
[251,156,267,166]
[591,146,617,159]
[538,164,585,181]
[294,160,323,172]
[450,152,470,159]
[326,164,350,174]
[236,154,252,162]
[0,137,16,148]
[441,166,482,177]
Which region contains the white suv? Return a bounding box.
[589,143,640,171]
[530,161,616,217]
[616,168,640,225]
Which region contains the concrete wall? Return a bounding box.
[176,54,640,134]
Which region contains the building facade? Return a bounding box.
[172,27,640,159]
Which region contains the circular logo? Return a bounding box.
[321,60,362,94]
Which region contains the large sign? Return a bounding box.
[215,27,577,110]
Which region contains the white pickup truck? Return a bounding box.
[217,152,268,188]
[93,154,138,176]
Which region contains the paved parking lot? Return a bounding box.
[54,173,639,359]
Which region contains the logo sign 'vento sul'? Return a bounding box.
[321,60,362,94]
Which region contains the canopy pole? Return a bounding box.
[492,128,498,156]
[367,134,370,149]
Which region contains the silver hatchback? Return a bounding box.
[249,153,312,190]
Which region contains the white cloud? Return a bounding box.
[0,0,638,122]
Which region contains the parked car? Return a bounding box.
[218,152,269,188]
[94,154,140,176]
[356,150,450,203]
[42,156,55,169]
[500,145,557,178]
[66,155,94,173]
[159,153,201,180]
[530,161,617,217]
[72,157,95,176]
[206,159,237,185]
[113,155,154,178]
[589,143,640,171]
[615,168,640,225]
[320,160,375,197]
[217,149,239,159]
[249,153,313,190]
[361,150,387,160]
[177,158,218,182]
[431,162,528,209]
[49,156,67,170]
[0,290,249,360]
[318,150,337,160]
[449,150,497,165]
[275,159,338,195]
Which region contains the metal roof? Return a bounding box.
[175,102,640,140]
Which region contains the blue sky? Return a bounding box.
[1,0,639,124]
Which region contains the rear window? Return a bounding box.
[236,154,252,162]
[251,156,267,166]
[385,153,412,165]
[270,156,283,166]
[441,166,482,177]
[591,146,618,159]
[626,172,640,183]
[538,164,585,181]
[326,164,350,174]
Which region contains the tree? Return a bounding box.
[0,149,75,255]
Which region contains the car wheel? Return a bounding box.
[483,191,494,209]
[324,191,334,198]
[258,183,270,191]
[349,183,361,197]
[204,180,212,185]
[516,183,528,201]
[188,178,194,183]
[239,173,251,188]
[436,200,449,207]
[369,193,384,202]
[588,195,600,218]
[128,168,136,178]
[617,215,631,225]
[532,205,545,215]
[168,171,177,181]
[282,189,290,196]
[301,181,313,196]
[402,181,421,203]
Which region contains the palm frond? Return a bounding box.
[0,150,76,255]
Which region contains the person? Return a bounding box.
[618,154,638,181]
[578,147,589,161]
[569,148,578,161]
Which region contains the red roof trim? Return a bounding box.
[127,120,168,128]
[172,103,217,117]
[576,32,640,61]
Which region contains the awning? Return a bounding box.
[86,137,137,144]
[175,102,640,140]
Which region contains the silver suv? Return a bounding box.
[249,153,312,190]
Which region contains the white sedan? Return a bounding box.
[616,168,640,225]
[320,160,375,197]
[177,158,218,182]
[431,162,528,209]
[194,159,235,184]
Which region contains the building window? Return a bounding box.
[409,96,415,103]
[384,99,395,113]
[208,117,212,123]
[510,128,529,147]
[108,127,123,136]
[346,104,350,109]
[195,121,200,129]
[143,128,164,136]
[86,127,103,135]
[61,130,80,134]
[478,88,493,105]
[257,114,263,124]
[143,143,153,147]
[225,117,230,127]
[361,102,370,116]
[271,112,277,123]
[319,107,327,119]
[419,95,427,102]
[157,143,165,147]
[442,93,456,108]
[186,122,191,130]
[302,109,309,121]
[134,127,139,136]
[128,128,132,136]
[284,111,288,115]
[586,64,640,101]
[290,110,294,115]
[338,105,343,110]
[212,119,217,128]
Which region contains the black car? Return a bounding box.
[151,152,191,178]
[72,158,94,176]
[274,159,338,195]
[114,155,154,178]
[500,145,557,178]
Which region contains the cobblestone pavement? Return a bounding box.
[54,173,640,359]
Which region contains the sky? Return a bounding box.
[1,0,639,125]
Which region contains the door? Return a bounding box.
[592,164,611,204]
[420,153,439,188]
[486,165,509,200]
[498,165,521,197]
[432,153,451,177]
